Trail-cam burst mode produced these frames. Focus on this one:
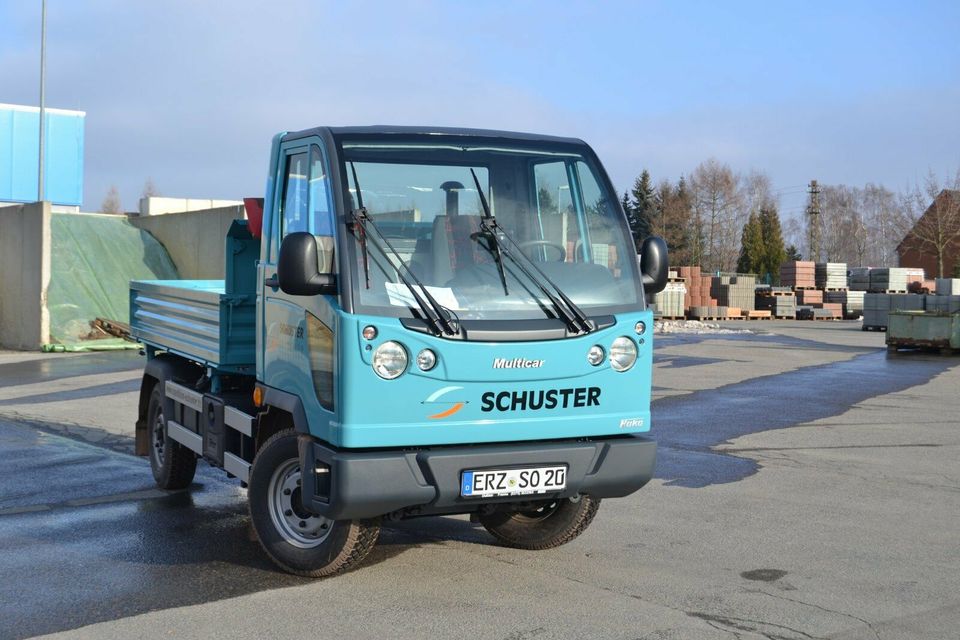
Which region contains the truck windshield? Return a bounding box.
[341,140,642,320]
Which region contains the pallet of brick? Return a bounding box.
[936,278,960,296]
[821,303,843,318]
[780,261,816,288]
[795,289,823,305]
[812,308,838,320]
[711,274,756,311]
[744,310,772,320]
[848,267,871,291]
[825,290,865,318]
[815,262,848,289]
[868,268,910,292]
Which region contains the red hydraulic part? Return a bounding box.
[244,197,264,239]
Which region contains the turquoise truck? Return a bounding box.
[130,126,668,577]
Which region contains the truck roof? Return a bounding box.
[283,125,588,147]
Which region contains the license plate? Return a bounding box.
[460,466,567,498]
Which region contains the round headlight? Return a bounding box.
[372,341,407,379]
[416,348,437,371]
[587,345,605,366]
[609,336,638,372]
[635,321,646,336]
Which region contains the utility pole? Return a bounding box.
[38,0,47,202]
[806,179,822,262]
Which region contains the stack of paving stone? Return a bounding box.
[863,293,925,329]
[868,268,911,292]
[780,261,816,288]
[824,290,865,318]
[821,302,843,319]
[904,267,926,291]
[925,294,960,313]
[677,266,717,316]
[848,267,871,291]
[815,262,848,289]
[755,287,796,318]
[653,280,687,319]
[711,275,756,313]
[795,289,823,305]
[935,278,960,295]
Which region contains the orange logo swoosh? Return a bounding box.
[428,402,465,420]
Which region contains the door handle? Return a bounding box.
[265,274,280,288]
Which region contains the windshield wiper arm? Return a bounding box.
[348,163,458,337]
[469,169,592,334]
[469,169,509,296]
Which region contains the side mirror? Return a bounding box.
[639,236,669,295]
[277,232,337,296]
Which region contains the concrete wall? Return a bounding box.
[138,196,243,216]
[0,202,51,349]
[128,205,246,279]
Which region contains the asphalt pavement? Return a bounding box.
[1,322,958,640]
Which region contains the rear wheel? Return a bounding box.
[248,429,380,577]
[478,495,601,550]
[147,384,197,490]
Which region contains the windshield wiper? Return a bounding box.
[469,169,509,296]
[469,169,593,335]
[348,163,458,337]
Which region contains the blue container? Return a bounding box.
[0,103,85,206]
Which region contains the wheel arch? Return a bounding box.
[134,354,204,456]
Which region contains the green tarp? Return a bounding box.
[46,213,179,349]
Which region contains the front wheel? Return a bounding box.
[248,429,380,577]
[478,495,601,550]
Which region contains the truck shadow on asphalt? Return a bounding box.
[652,348,955,488]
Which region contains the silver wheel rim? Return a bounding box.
[151,407,166,466]
[267,458,333,548]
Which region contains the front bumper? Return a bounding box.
[298,434,656,520]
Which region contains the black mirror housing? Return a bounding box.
[639,236,669,295]
[277,232,337,296]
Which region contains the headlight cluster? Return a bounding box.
[588,336,638,372]
[369,334,437,380]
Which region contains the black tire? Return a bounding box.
[248,429,380,577]
[479,495,601,550]
[147,384,197,490]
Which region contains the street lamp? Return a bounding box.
[38,0,46,202]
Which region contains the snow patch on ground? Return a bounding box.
[654,320,754,335]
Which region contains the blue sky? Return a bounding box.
[1,1,958,218]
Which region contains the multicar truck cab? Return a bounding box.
[131,126,669,577]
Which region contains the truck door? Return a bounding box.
[260,140,338,437]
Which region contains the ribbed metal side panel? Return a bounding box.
[130,280,255,370]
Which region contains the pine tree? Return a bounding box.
[758,205,787,284]
[785,244,802,261]
[737,212,764,274]
[629,170,654,243]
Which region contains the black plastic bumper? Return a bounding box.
[298,434,656,520]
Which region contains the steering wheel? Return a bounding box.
[518,240,566,262]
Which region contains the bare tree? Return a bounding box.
[689,159,741,272]
[141,177,160,199]
[101,185,123,214]
[901,171,960,277]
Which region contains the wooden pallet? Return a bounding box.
[823,287,849,292]
[689,316,722,321]
[861,325,887,332]
[867,289,907,294]
[791,286,817,290]
[658,315,685,320]
[763,291,796,297]
[745,315,773,320]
